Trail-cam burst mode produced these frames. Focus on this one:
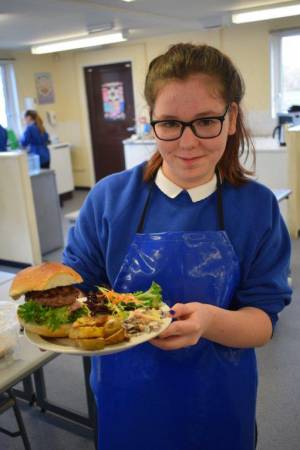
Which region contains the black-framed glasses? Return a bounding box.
[151,105,230,141]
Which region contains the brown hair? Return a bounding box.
[25,110,46,135]
[143,43,254,185]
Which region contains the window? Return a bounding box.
[0,61,21,136]
[0,66,8,127]
[271,29,300,116]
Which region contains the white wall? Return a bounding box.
[10,15,300,187]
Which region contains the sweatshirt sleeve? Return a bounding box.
[62,190,109,293]
[44,131,50,145]
[20,127,31,147]
[233,194,292,330]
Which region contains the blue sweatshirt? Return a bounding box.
[0,125,7,151]
[20,123,50,165]
[63,163,292,329]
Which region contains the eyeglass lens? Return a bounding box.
[154,118,223,140]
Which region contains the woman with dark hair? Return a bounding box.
[21,110,50,168]
[63,43,292,450]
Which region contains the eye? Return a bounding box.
[157,120,181,129]
[195,118,219,127]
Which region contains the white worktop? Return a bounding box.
[123,136,284,151]
[252,136,284,152]
[123,137,156,145]
[49,141,72,149]
[288,125,300,132]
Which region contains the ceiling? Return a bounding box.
[0,0,296,50]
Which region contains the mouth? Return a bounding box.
[177,155,205,162]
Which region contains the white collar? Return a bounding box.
[155,167,217,203]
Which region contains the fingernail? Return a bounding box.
[169,309,176,315]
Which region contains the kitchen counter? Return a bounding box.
[252,136,284,152]
[286,127,300,238]
[123,137,155,145]
[0,151,41,266]
[49,142,74,196]
[123,137,156,169]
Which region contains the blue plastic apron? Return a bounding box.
[90,171,258,450]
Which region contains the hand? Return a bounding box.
[150,302,213,351]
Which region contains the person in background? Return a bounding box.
[0,124,7,151]
[63,43,292,450]
[20,110,50,168]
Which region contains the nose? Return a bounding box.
[179,124,198,147]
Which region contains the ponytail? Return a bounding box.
[24,110,46,134]
[35,115,46,134]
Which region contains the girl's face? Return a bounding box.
[24,115,34,125]
[152,74,238,189]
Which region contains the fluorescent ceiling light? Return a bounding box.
[232,3,300,24]
[31,32,126,54]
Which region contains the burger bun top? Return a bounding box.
[9,262,83,300]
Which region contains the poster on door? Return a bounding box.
[101,81,125,120]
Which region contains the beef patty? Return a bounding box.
[25,286,82,307]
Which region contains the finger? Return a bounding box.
[150,334,199,351]
[158,319,197,339]
[170,302,198,319]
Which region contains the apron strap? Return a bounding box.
[137,167,225,233]
[216,167,225,231]
[137,185,154,233]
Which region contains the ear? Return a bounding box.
[228,102,238,135]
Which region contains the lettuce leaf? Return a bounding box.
[18,301,88,331]
[133,282,163,308]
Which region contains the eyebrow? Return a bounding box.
[154,110,223,120]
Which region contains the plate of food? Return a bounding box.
[9,262,171,356]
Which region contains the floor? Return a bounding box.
[0,190,299,450]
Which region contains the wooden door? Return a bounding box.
[84,62,136,181]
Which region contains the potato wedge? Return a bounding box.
[69,326,104,339]
[76,337,105,351]
[94,315,109,326]
[104,328,127,345]
[72,315,108,328]
[103,318,123,337]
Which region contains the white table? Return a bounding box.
[0,275,96,444]
[0,336,56,394]
[0,333,56,450]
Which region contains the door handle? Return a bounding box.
[126,127,135,132]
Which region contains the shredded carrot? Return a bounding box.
[103,290,140,304]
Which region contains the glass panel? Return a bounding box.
[101,81,126,120]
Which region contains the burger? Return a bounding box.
[9,262,89,337]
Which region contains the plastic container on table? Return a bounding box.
[0,302,19,368]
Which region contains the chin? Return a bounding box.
[178,166,215,186]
